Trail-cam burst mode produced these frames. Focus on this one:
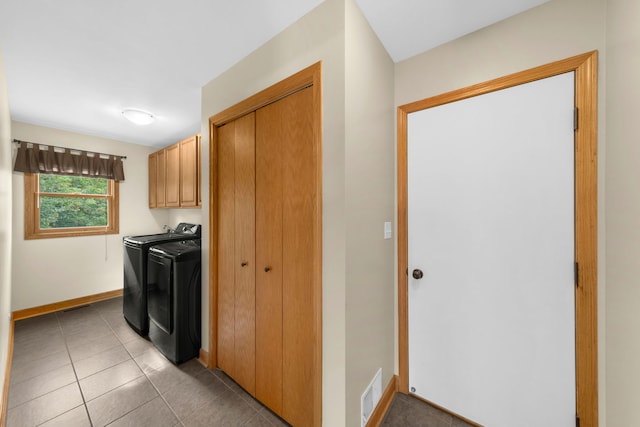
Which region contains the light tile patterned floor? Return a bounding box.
[7,297,289,427]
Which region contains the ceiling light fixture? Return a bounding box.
[122,108,155,126]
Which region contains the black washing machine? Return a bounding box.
[147,239,201,364]
[123,223,200,335]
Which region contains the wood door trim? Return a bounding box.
[365,375,399,427]
[210,63,319,126]
[209,61,322,426]
[397,51,598,426]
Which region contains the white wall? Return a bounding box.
[394,0,607,423]
[201,0,347,424]
[344,1,395,426]
[11,121,169,310]
[168,209,202,231]
[605,0,640,425]
[0,48,13,419]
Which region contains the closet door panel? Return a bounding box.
[255,105,284,414]
[233,113,257,394]
[280,87,317,426]
[217,122,236,376]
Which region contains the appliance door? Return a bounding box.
[188,265,202,346]
[123,240,145,331]
[147,253,173,334]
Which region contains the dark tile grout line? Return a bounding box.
[11,300,283,427]
[95,305,184,427]
[11,305,128,426]
[54,308,95,427]
[90,303,160,427]
[90,301,267,427]
[9,310,95,426]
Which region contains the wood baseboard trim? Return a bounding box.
[198,348,210,368]
[366,375,399,427]
[12,289,124,321]
[1,317,15,427]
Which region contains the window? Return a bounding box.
[24,173,119,239]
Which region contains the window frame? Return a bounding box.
[24,173,119,239]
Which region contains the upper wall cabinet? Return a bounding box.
[179,134,200,207]
[149,134,201,209]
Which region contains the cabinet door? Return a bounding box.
[148,153,157,208]
[217,114,256,394]
[256,86,317,426]
[156,149,166,208]
[179,135,199,207]
[165,144,180,207]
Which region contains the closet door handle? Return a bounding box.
[241,261,248,267]
[264,266,272,272]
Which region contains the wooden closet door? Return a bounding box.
[256,86,316,426]
[217,121,236,377]
[233,113,256,394]
[255,100,284,414]
[217,113,256,393]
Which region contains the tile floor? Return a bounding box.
[6,297,289,427]
[381,393,475,427]
[7,296,471,427]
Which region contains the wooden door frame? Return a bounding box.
[208,62,323,426]
[397,51,598,425]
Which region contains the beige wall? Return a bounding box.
[5,1,632,426]
[0,48,13,418]
[201,0,395,424]
[344,1,395,426]
[11,121,169,310]
[201,0,347,424]
[394,0,608,424]
[605,0,640,425]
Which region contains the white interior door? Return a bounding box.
[407,72,576,427]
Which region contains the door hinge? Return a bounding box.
[406,268,408,276]
[574,107,579,131]
[575,262,579,288]
[576,415,580,427]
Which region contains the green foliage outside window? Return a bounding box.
[38,175,109,229]
[39,175,107,194]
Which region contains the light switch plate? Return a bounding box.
[384,222,392,239]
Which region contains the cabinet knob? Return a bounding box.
[264,266,272,272]
[241,261,248,267]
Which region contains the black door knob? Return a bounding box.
[412,269,423,279]
[264,266,272,272]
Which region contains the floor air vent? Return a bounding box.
[361,368,383,427]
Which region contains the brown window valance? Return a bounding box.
[13,141,125,181]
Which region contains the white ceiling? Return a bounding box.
[0,0,547,148]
